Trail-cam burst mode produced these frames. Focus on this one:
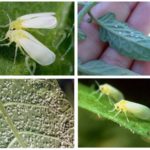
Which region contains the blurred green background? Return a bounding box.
[0,2,74,75]
[79,79,150,147]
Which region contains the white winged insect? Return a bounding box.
[1,12,57,30]
[0,12,57,74]
[112,99,150,122]
[93,81,124,104]
[1,29,56,74]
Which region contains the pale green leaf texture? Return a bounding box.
[98,13,150,61]
[0,2,74,75]
[78,83,150,138]
[0,79,74,148]
[78,59,138,75]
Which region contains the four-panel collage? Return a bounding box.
[0,0,150,149]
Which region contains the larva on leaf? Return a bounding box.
[94,81,124,104]
[113,100,150,122]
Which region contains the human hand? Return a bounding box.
[78,2,150,75]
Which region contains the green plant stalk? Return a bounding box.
[78,2,97,26]
[78,83,150,138]
[0,101,27,147]
[59,2,72,29]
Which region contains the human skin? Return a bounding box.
[78,2,150,75]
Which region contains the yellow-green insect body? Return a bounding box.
[114,100,150,122]
[10,19,23,30]
[95,81,124,103]
[99,83,124,102]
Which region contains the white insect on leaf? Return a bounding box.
[10,12,57,29]
[93,81,124,104]
[112,99,150,122]
[4,29,56,65]
[0,12,57,74]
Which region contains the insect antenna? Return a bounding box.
[0,11,11,28]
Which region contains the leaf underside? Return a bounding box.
[98,13,150,61]
[78,59,138,75]
[0,79,74,148]
[78,83,150,138]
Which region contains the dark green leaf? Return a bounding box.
[0,2,74,75]
[78,59,139,75]
[98,13,150,61]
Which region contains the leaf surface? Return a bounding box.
[78,83,150,138]
[0,79,74,148]
[78,59,138,75]
[98,13,150,61]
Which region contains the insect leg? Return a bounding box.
[0,11,11,28]
[109,107,116,112]
[0,42,11,47]
[97,93,103,101]
[0,24,9,28]
[108,96,113,105]
[114,110,121,118]
[124,111,129,122]
[0,36,8,42]
[25,56,36,75]
[91,89,99,95]
[14,45,19,64]
[95,80,100,88]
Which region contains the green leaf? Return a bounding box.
[0,2,74,75]
[98,13,150,61]
[78,59,138,75]
[78,28,87,41]
[78,83,150,138]
[0,79,74,148]
[78,2,97,41]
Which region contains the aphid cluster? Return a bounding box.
[95,81,150,122]
[0,12,57,74]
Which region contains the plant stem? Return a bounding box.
[78,2,97,27]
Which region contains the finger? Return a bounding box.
[100,2,137,68]
[79,21,106,63]
[84,2,137,21]
[130,3,150,75]
[79,2,137,63]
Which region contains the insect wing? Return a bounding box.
[18,30,56,66]
[19,12,55,20]
[126,101,150,121]
[19,13,57,29]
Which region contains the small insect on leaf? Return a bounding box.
[98,12,150,61]
[94,81,124,103]
[5,30,56,66]
[113,99,150,122]
[0,12,58,74]
[10,12,57,30]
